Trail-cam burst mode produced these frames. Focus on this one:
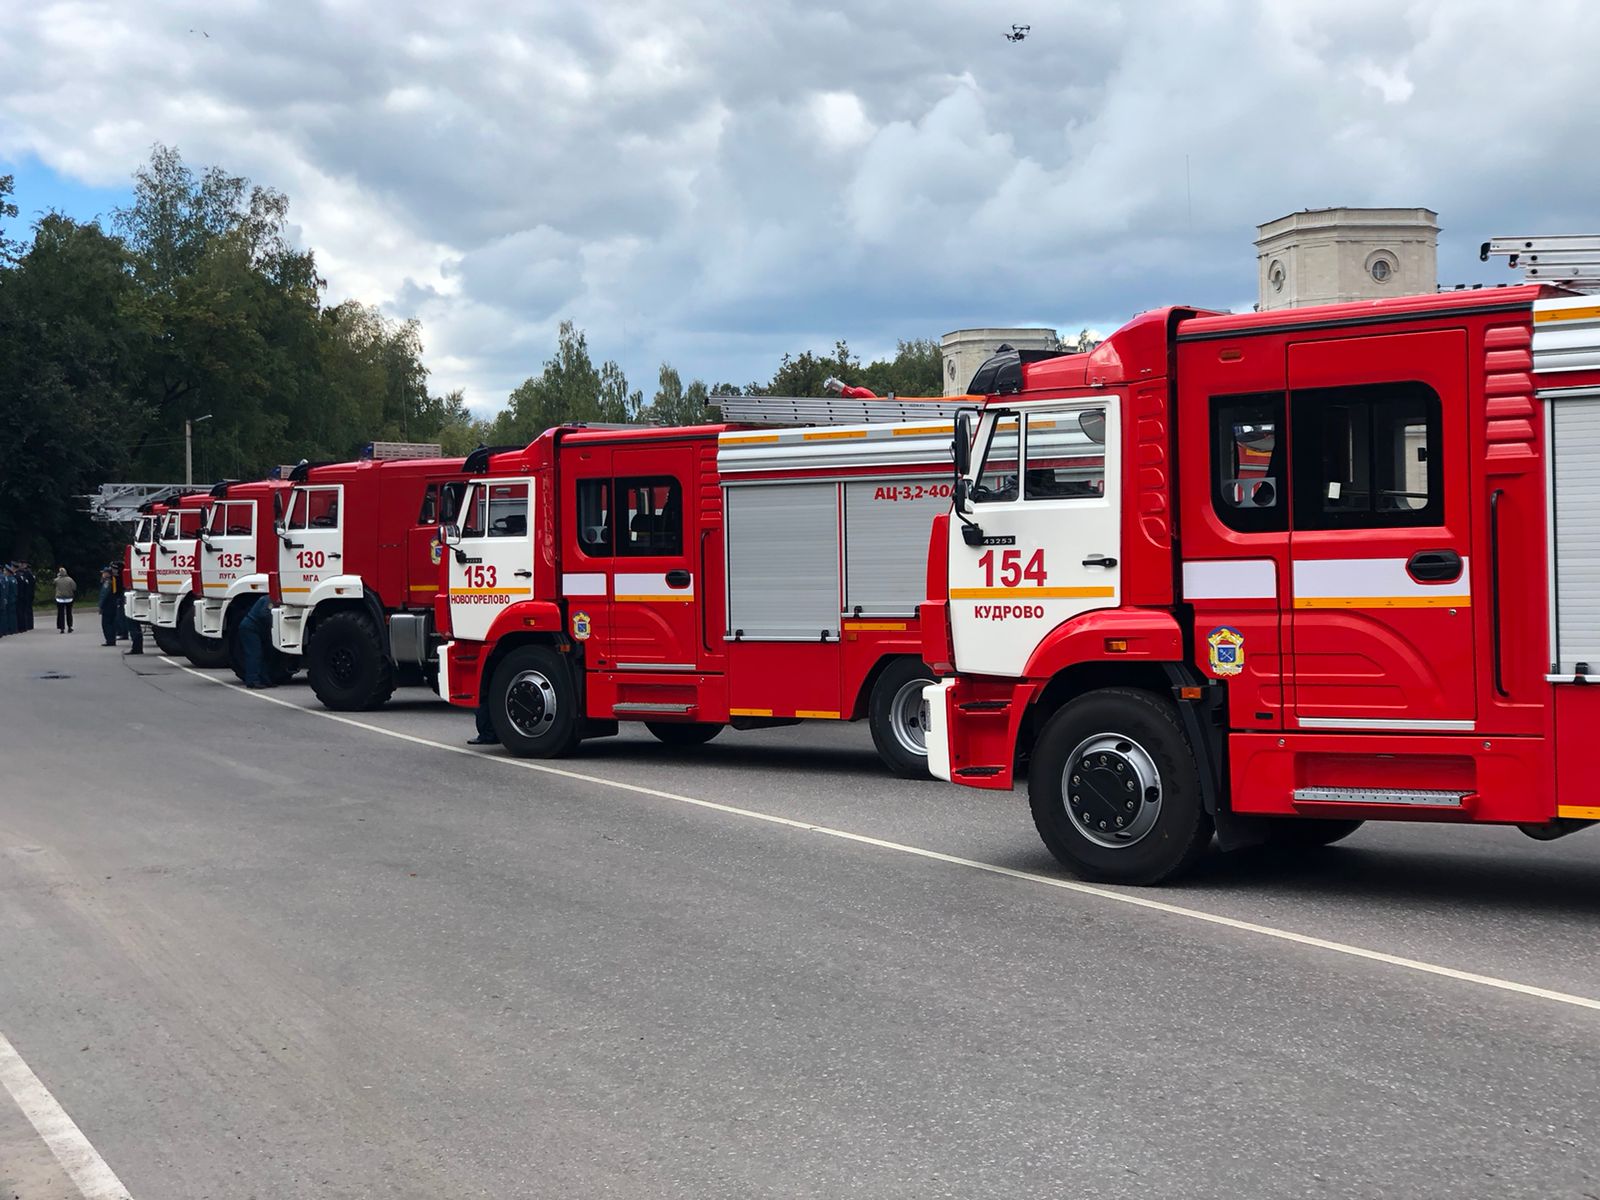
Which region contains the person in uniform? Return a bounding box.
[0,566,14,637]
[98,567,119,646]
[16,562,33,631]
[237,593,275,688]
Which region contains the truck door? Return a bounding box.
[1287,330,1475,728]
[279,485,344,601]
[201,499,257,598]
[607,446,699,671]
[447,478,535,641]
[948,403,1121,678]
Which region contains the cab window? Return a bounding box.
[617,477,682,557]
[462,482,530,538]
[972,415,1020,502]
[1024,410,1105,500]
[575,480,612,557]
[1211,393,1287,534]
[1291,383,1441,529]
[286,487,340,531]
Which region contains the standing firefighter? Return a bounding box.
[99,567,119,646]
[0,566,14,637]
[16,562,33,631]
[53,568,75,633]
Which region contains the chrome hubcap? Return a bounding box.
[505,670,558,739]
[1062,733,1162,848]
[889,676,932,757]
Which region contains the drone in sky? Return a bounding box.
[1004,24,1030,42]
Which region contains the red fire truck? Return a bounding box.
[147,492,226,663]
[271,449,467,709]
[434,402,960,776]
[195,477,296,682]
[923,280,1600,882]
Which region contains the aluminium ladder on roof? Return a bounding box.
[1482,236,1600,292]
[710,393,976,427]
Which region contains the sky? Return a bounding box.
[3,0,1598,415]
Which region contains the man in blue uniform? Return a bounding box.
[237,594,276,688]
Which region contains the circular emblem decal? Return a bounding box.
[572,610,592,641]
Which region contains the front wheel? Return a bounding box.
[1028,687,1213,885]
[180,602,231,669]
[646,722,722,747]
[867,657,936,779]
[488,645,581,758]
[305,610,395,710]
[150,622,184,657]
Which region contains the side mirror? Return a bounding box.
[440,524,462,547]
[953,476,972,515]
[1078,410,1107,445]
[953,412,974,476]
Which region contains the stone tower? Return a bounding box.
[1255,208,1438,310]
[939,328,1061,396]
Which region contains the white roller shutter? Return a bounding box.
[1551,394,1600,671]
[725,483,840,640]
[843,477,942,615]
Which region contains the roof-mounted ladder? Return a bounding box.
[1482,236,1600,293]
[710,393,975,427]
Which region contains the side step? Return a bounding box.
[613,702,695,715]
[1293,787,1469,808]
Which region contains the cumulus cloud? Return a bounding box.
[3,0,1599,411]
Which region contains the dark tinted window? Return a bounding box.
[1291,383,1441,529]
[617,477,682,557]
[1211,393,1286,533]
[575,480,612,557]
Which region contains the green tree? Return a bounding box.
[645,363,713,426]
[492,321,642,442]
[858,338,943,397]
[0,214,141,566]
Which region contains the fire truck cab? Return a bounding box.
[271,453,467,709]
[925,284,1600,882]
[196,478,295,681]
[123,505,165,625]
[148,492,224,663]
[436,410,955,775]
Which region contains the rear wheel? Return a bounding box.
[489,645,581,758]
[867,657,936,780]
[179,601,231,668]
[1261,818,1364,848]
[646,721,722,747]
[305,609,394,710]
[1029,687,1213,884]
[150,622,183,657]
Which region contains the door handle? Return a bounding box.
[665,569,692,588]
[1082,555,1119,568]
[327,552,341,560]
[1406,549,1461,583]
[514,569,533,578]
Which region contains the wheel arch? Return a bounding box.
[480,630,577,708]
[848,650,926,721]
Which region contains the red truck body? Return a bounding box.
[194,478,293,676]
[435,419,951,774]
[923,284,1600,881]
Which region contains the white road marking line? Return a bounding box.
[163,658,1600,1015]
[0,1031,134,1199]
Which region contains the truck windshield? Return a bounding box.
[462,482,529,538]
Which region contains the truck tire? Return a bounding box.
[305,609,395,711]
[489,645,581,758]
[150,622,184,657]
[179,603,231,669]
[1261,818,1364,848]
[645,721,722,747]
[1028,687,1213,885]
[867,657,936,780]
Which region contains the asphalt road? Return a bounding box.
[2,629,1599,1198]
